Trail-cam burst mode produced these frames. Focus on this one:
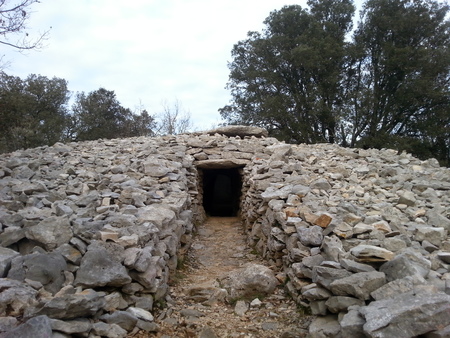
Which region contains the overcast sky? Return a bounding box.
[2,0,363,131]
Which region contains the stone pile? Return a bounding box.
[240,142,450,337]
[0,126,449,337]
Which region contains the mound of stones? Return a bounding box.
[0,125,449,337]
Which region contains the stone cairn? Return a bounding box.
[0,126,449,337]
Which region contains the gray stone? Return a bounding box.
[380,249,431,282]
[397,190,416,206]
[415,226,446,246]
[206,125,268,138]
[127,306,154,322]
[50,318,92,334]
[350,245,394,262]
[370,277,415,301]
[234,300,249,316]
[309,315,341,338]
[297,225,323,247]
[180,308,204,318]
[137,205,175,228]
[360,292,450,337]
[329,271,386,300]
[99,311,138,331]
[218,264,278,300]
[92,322,128,338]
[74,246,131,288]
[325,296,365,313]
[0,317,18,333]
[340,307,365,338]
[0,279,38,317]
[0,247,20,277]
[8,251,67,295]
[199,326,218,338]
[321,235,345,262]
[312,266,352,289]
[301,284,332,301]
[31,288,106,319]
[340,258,375,273]
[1,315,52,338]
[310,300,328,315]
[261,184,293,201]
[0,226,25,247]
[310,178,332,191]
[437,252,450,264]
[25,216,73,250]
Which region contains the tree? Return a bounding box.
[156,99,193,135]
[70,88,157,141]
[0,0,49,51]
[346,0,450,164]
[222,0,450,165]
[220,1,355,144]
[71,88,135,141]
[0,72,70,152]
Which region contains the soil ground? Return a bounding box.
[130,217,313,338]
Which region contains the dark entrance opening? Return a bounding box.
[202,168,242,217]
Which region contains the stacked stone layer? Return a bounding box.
[0,128,449,337]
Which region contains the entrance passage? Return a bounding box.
[202,168,242,217]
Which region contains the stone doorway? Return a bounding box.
[201,168,242,217]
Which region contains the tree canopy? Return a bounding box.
[0,72,193,153]
[221,0,450,165]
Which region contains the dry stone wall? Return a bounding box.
[0,126,450,337]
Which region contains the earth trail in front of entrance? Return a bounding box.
[131,217,313,337]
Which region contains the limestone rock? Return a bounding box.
[329,271,386,300]
[312,266,352,289]
[0,279,38,317]
[50,318,92,335]
[8,251,67,295]
[380,249,431,282]
[74,246,131,288]
[205,125,268,138]
[350,245,394,262]
[340,307,365,337]
[218,264,278,300]
[308,315,341,338]
[360,292,450,337]
[1,315,52,338]
[0,247,20,277]
[99,311,138,331]
[25,216,73,250]
[297,225,323,247]
[31,288,106,319]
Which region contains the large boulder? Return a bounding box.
[25,216,73,250]
[74,245,131,288]
[8,251,67,295]
[218,264,278,300]
[360,291,450,337]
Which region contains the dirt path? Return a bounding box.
[134,217,312,338]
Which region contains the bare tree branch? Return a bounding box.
[0,0,49,51]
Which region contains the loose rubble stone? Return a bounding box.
[0,128,448,337]
[350,245,395,262]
